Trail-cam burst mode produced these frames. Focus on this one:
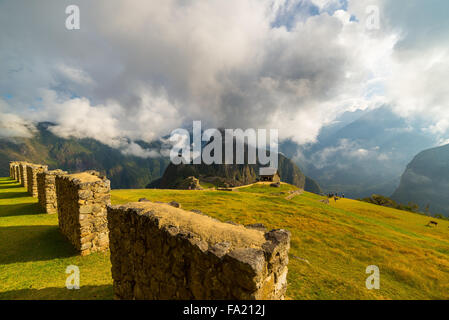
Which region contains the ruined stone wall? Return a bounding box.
[108,202,290,300]
[9,162,17,179]
[26,164,48,197]
[56,171,111,255]
[14,163,19,180]
[37,169,67,214]
[15,166,20,183]
[19,162,30,188]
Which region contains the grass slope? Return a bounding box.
[1,177,449,299]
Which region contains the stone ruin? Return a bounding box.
[177,176,203,190]
[9,161,18,180]
[37,169,68,214]
[55,171,111,256]
[15,165,21,183]
[107,202,291,300]
[26,164,48,197]
[19,162,30,188]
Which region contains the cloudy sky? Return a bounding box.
[1,0,448,156]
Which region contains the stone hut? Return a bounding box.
[259,168,281,183]
[107,202,291,300]
[55,171,111,256]
[37,169,67,214]
[26,164,48,197]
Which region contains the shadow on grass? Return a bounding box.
[0,202,45,217]
[0,178,25,191]
[0,225,77,264]
[0,183,22,190]
[0,191,31,200]
[0,285,113,300]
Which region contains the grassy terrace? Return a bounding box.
[1,177,449,299]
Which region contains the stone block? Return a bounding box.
[56,171,111,255]
[107,202,290,300]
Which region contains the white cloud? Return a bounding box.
[0,112,36,138]
[121,142,161,158]
[304,138,390,169]
[0,99,36,138]
[0,0,447,152]
[57,64,94,85]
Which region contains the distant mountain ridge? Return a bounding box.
[0,122,170,189]
[284,107,437,198]
[151,133,321,192]
[392,143,449,217]
[1,122,319,192]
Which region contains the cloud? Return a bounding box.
[121,142,161,158]
[0,99,36,138]
[57,64,94,85]
[381,0,449,141]
[39,88,183,156]
[0,112,36,139]
[303,138,390,169]
[0,0,447,155]
[403,169,432,185]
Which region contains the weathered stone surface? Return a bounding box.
[9,161,19,180]
[168,201,181,208]
[107,202,290,300]
[177,176,203,190]
[37,169,67,214]
[19,162,31,188]
[15,165,20,183]
[26,164,48,197]
[56,170,111,255]
[245,223,268,232]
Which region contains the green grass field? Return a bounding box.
[1,176,449,300]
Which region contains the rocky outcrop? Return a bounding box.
[107,202,291,300]
[55,171,111,255]
[157,153,308,190]
[37,169,67,214]
[177,176,203,190]
[153,133,310,190]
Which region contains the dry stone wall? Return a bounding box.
[9,162,17,180]
[108,202,291,300]
[19,162,30,188]
[37,169,67,214]
[15,165,20,183]
[26,164,48,197]
[56,171,111,255]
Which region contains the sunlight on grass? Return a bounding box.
[0,178,112,300]
[1,177,449,300]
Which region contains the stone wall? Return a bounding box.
[19,162,30,188]
[55,171,111,255]
[107,202,291,300]
[15,162,22,184]
[14,163,20,181]
[26,164,48,197]
[14,163,19,180]
[37,169,67,214]
[9,162,17,180]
